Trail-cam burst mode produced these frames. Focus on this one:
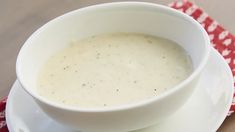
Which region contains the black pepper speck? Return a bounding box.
[63,65,70,70]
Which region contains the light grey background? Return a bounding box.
[0,0,234,131]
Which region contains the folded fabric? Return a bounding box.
[1,1,235,131]
[169,0,235,116]
[0,98,7,132]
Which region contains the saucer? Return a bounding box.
[6,48,234,132]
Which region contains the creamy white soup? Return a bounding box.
[37,33,192,108]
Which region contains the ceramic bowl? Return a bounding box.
[16,2,210,131]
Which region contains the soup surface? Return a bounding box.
[37,33,192,108]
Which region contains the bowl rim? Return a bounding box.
[16,1,211,112]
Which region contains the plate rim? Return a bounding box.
[6,47,234,132]
[210,48,234,131]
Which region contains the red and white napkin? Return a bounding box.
[169,0,235,116]
[1,1,235,131]
[0,98,7,132]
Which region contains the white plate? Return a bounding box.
[6,48,234,132]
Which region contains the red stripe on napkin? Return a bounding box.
[0,97,8,132]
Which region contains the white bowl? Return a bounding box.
[16,2,211,132]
